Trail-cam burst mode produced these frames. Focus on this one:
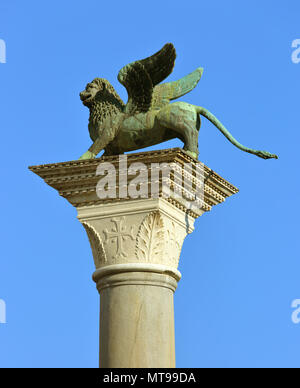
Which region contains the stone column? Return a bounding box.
[79,199,190,368]
[29,148,238,368]
[95,264,179,368]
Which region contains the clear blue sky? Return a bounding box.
[0,0,299,368]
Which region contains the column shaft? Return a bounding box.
[93,264,180,368]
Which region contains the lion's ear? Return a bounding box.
[92,78,104,90]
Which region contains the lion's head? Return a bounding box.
[80,78,125,110]
[80,78,125,142]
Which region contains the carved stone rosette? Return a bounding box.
[29,148,238,368]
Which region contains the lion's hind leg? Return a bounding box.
[157,103,199,159]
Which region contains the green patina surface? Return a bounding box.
[79,43,278,161]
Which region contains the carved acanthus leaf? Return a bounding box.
[135,211,165,261]
[166,221,184,267]
[82,222,107,268]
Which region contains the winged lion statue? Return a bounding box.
[79,43,278,161]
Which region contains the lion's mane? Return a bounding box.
[86,78,125,142]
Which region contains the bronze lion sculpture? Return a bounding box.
[79,43,277,161]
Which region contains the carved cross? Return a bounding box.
[103,217,135,259]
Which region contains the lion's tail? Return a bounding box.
[195,106,278,160]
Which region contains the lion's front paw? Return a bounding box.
[78,151,96,160]
[185,150,199,160]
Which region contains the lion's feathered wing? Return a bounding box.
[117,43,203,114]
[151,67,203,110]
[117,43,176,114]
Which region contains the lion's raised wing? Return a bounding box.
[117,43,176,114]
[151,67,203,110]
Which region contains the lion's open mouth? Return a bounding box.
[80,91,92,102]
